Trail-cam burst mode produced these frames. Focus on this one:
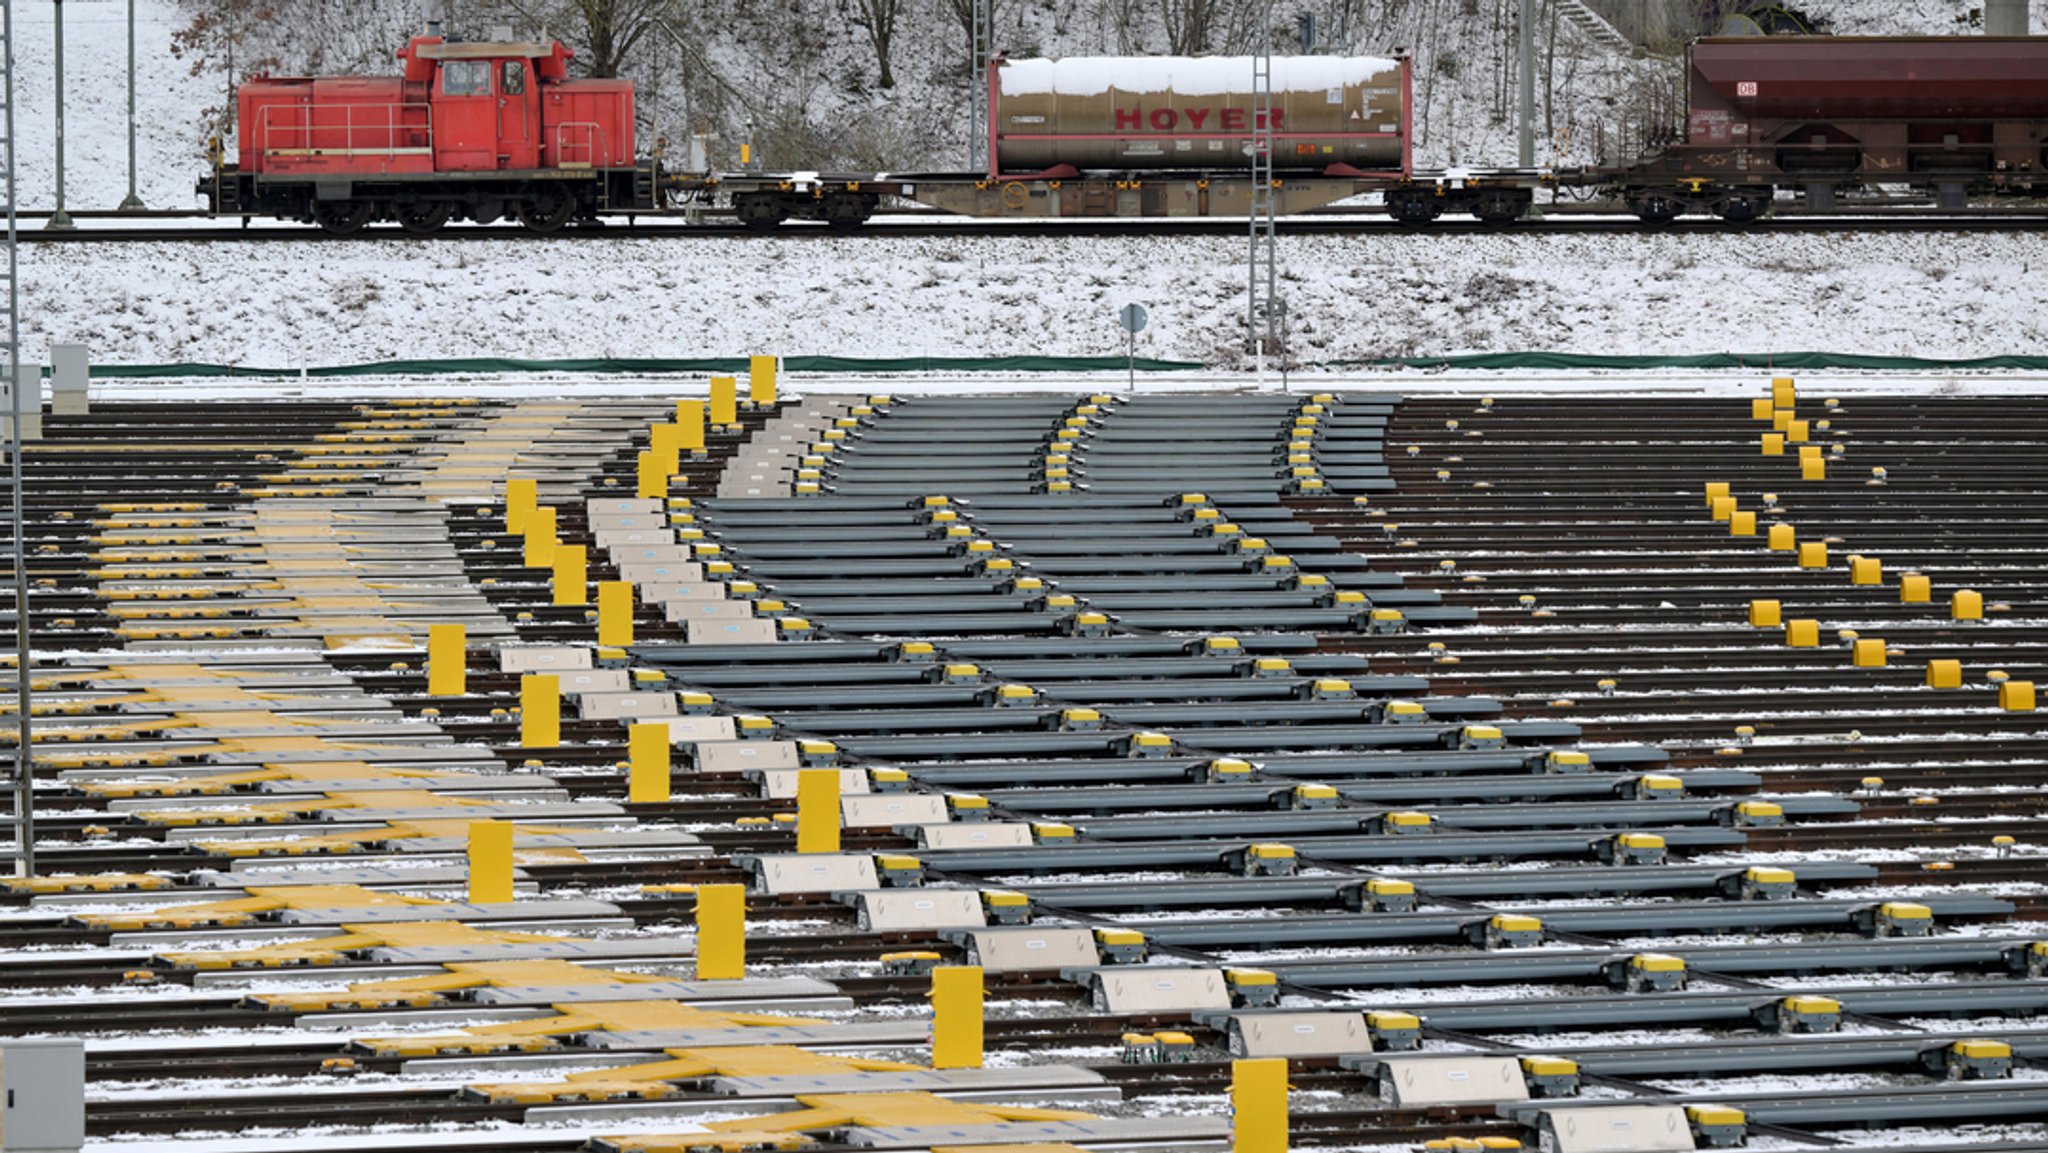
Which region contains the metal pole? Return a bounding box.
[119,0,142,209]
[1125,326,1134,395]
[6,0,36,876]
[47,0,68,228]
[1518,0,1535,167]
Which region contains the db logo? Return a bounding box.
[1737,81,1758,96]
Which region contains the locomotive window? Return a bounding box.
[502,62,525,95]
[442,61,490,96]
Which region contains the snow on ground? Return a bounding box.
[11,0,214,212]
[21,228,2048,369]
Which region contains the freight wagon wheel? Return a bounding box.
[310,200,375,236]
[395,202,454,236]
[516,189,576,234]
[1626,189,1684,227]
[1712,191,1770,226]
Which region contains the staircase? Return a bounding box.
[1556,0,1639,55]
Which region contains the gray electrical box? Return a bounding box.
[1,365,40,443]
[49,345,89,416]
[1,1039,86,1152]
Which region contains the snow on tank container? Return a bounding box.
[991,55,1409,175]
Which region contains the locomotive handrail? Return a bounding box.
[257,102,434,159]
[553,121,605,169]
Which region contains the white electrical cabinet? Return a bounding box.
[1,1039,85,1152]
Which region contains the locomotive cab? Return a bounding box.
[200,34,654,234]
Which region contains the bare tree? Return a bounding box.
[844,0,909,88]
[941,0,1009,72]
[1161,0,1217,53]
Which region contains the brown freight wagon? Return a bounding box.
[1625,35,2048,218]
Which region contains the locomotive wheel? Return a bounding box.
[516,190,575,234]
[311,200,375,236]
[395,202,453,236]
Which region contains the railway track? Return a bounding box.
[20,213,2048,244]
[4,390,2047,1152]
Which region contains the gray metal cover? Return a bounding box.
[758,768,871,799]
[1378,1055,1529,1106]
[617,560,706,585]
[1094,967,1231,1013]
[687,619,780,645]
[841,793,950,829]
[754,853,879,894]
[553,668,632,695]
[965,927,1100,973]
[1537,1104,1692,1153]
[1230,1011,1370,1057]
[576,691,680,720]
[498,645,593,673]
[854,889,986,931]
[698,740,801,774]
[649,716,739,745]
[667,600,755,624]
[917,822,1034,849]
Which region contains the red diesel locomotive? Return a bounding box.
[198,34,656,234]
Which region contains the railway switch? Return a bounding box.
[1128,731,1174,757]
[1618,953,1688,993]
[1292,784,1339,810]
[1685,1104,1748,1148]
[1060,707,1103,731]
[1866,901,1936,937]
[1478,914,1545,950]
[1772,995,1842,1034]
[1352,878,1419,913]
[1519,1055,1581,1098]
[1309,678,1356,700]
[1209,758,1256,783]
[1368,608,1407,634]
[1737,866,1797,900]
[981,890,1031,925]
[1934,1039,2014,1081]
[1234,842,1299,877]
[1725,800,1785,828]
[1094,928,1149,964]
[1631,773,1686,801]
[1226,968,1281,1007]
[1366,1010,1423,1051]
[1383,700,1428,724]
[1380,811,1436,836]
[1459,725,1506,750]
[1544,750,1591,774]
[1604,832,1668,866]
[874,855,925,888]
[1069,610,1114,636]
